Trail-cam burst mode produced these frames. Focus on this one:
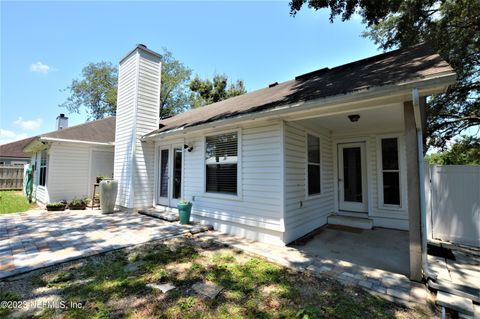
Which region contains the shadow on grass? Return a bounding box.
[1,237,433,319]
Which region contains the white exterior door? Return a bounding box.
[157,145,183,207]
[338,142,368,212]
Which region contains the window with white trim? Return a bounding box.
[307,134,321,195]
[381,138,400,206]
[205,132,238,195]
[39,150,47,187]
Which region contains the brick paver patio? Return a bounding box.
[0,209,197,279]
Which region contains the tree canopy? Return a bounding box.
[189,74,247,108]
[60,62,118,120]
[425,135,480,165]
[61,49,193,120]
[289,0,480,148]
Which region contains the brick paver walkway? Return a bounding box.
[0,210,195,279]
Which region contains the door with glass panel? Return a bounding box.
[157,146,183,207]
[338,142,368,212]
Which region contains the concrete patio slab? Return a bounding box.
[0,209,205,279]
[292,225,410,276]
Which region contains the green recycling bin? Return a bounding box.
[177,201,192,224]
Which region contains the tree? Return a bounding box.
[60,62,118,120]
[289,0,480,149]
[425,135,480,165]
[189,74,246,108]
[61,49,193,120]
[158,49,192,118]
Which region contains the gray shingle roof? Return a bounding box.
[40,117,116,143]
[0,137,37,158]
[148,43,453,136]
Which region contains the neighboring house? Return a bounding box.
[0,137,36,165]
[23,117,116,204]
[113,44,456,281]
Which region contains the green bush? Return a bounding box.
[69,197,90,206]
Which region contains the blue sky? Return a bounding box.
[0,1,380,144]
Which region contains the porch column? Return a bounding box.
[404,101,422,282]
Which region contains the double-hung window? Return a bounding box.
[380,138,400,206]
[39,150,48,187]
[205,132,238,195]
[307,134,321,196]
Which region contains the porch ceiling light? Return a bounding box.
[348,114,360,122]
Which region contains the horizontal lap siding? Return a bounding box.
[132,53,160,208]
[283,122,334,243]
[47,143,91,202]
[183,122,284,233]
[114,54,137,208]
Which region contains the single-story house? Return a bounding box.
[23,116,116,204]
[0,137,36,165]
[113,44,456,281]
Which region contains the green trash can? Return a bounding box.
[177,201,192,224]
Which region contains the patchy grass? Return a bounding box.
[0,236,440,319]
[0,191,30,214]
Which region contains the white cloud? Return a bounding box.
[14,117,43,131]
[0,129,28,145]
[29,61,50,74]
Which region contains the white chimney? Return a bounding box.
[113,44,161,210]
[56,113,68,130]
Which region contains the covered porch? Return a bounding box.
[281,96,423,281]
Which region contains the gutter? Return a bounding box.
[39,137,115,146]
[412,88,437,281]
[143,72,456,141]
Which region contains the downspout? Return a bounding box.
[412,88,437,280]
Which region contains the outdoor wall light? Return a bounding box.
[184,144,194,152]
[348,114,360,122]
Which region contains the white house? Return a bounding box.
[23,116,116,204]
[113,44,456,281]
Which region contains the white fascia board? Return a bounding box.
[39,137,115,146]
[143,71,456,141]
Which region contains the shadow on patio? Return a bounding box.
[289,225,410,276]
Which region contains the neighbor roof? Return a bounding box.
[22,117,116,153]
[0,137,37,158]
[147,43,454,136]
[39,117,116,144]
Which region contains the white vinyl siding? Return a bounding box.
[114,48,161,209]
[179,121,284,245]
[46,143,114,203]
[283,122,334,244]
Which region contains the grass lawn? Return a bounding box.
[0,191,30,214]
[0,236,439,319]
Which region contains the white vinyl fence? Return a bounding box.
[425,165,480,247]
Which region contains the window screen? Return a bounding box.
[39,150,47,187]
[205,132,238,195]
[381,138,400,205]
[307,134,321,195]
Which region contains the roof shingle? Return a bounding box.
[149,43,453,136]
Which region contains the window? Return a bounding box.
[39,150,47,187]
[381,138,400,206]
[307,134,321,195]
[205,132,238,195]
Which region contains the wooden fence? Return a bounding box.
[0,165,24,190]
